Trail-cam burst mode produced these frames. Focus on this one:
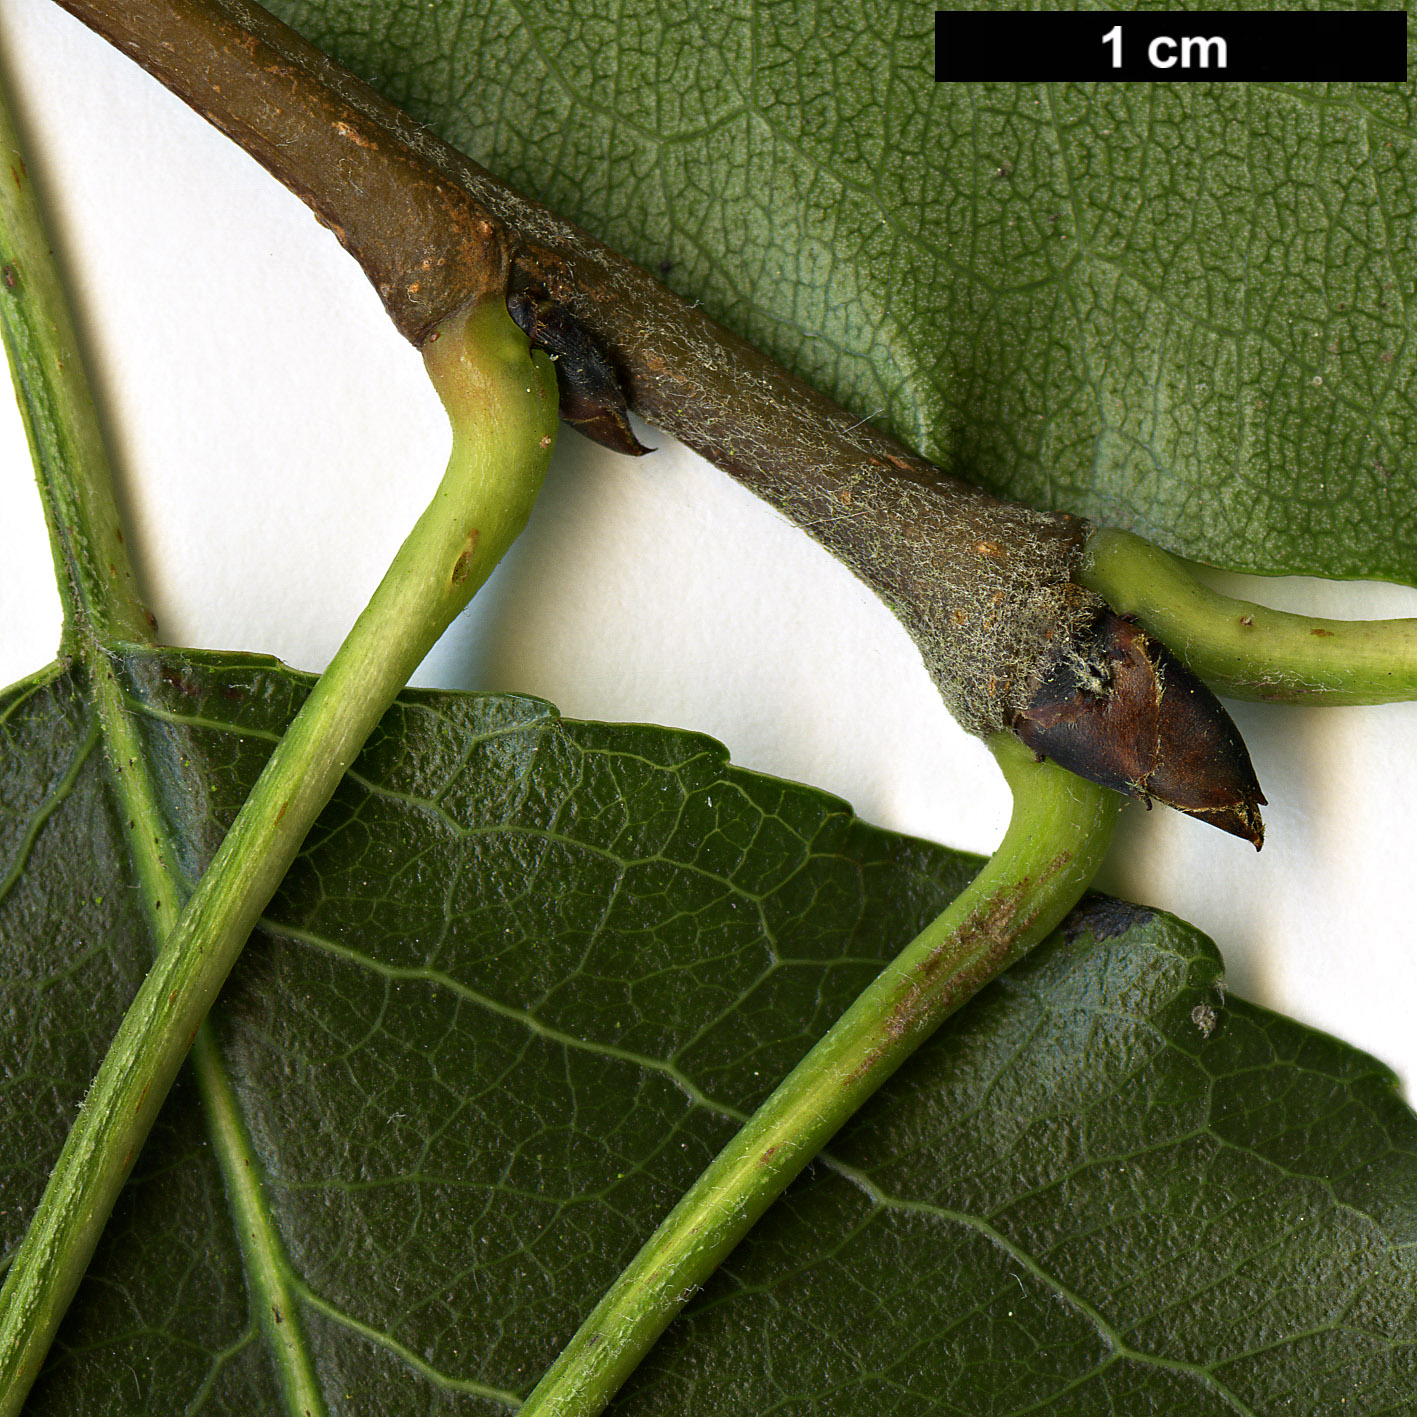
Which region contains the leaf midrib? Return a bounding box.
[88,642,330,1417]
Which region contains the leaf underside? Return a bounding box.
[3,650,1415,1415]
[265,0,1417,586]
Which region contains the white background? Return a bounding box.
[3,0,1416,1095]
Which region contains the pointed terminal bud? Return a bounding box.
[1012,611,1266,848]
[507,289,652,456]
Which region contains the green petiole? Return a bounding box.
[1080,528,1417,706]
[519,736,1119,1417]
[0,229,557,1409]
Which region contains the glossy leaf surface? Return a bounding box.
[5,652,1415,1413]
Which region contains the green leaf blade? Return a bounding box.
[615,907,1417,1414]
[1,665,147,1255]
[36,1074,283,1415]
[274,0,1417,584]
[7,652,1417,1413]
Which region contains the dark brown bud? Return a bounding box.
[507,289,652,456]
[1012,611,1266,848]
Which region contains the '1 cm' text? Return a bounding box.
[1101,25,1228,71]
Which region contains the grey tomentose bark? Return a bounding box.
[53,0,1264,841]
